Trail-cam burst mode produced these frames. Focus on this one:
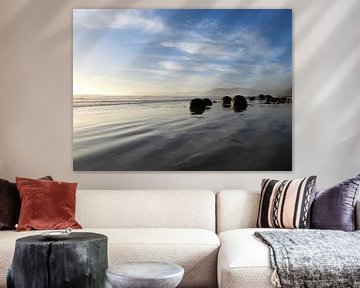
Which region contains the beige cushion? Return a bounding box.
[216,190,260,233]
[217,228,276,288]
[0,228,220,288]
[76,190,216,231]
[216,190,360,232]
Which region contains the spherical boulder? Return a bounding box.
[265,95,273,102]
[279,97,287,103]
[203,98,213,106]
[258,94,265,100]
[271,97,280,104]
[189,98,206,114]
[232,95,248,112]
[222,96,232,107]
[265,95,273,104]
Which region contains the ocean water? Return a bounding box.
[73,95,292,171]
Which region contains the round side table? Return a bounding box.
[7,232,108,288]
[106,262,184,288]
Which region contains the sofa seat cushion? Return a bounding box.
[0,228,219,288]
[102,228,220,288]
[218,228,282,288]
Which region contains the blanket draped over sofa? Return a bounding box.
[255,230,360,288]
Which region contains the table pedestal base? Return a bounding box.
[7,232,108,288]
[106,262,184,288]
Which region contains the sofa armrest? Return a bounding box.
[356,200,360,230]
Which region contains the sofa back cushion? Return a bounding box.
[217,190,360,233]
[76,190,216,231]
[216,190,260,233]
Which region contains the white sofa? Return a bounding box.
[216,190,360,288]
[0,190,220,288]
[1,189,359,288]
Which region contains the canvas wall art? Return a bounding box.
[73,9,292,171]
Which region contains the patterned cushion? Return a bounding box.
[257,176,317,229]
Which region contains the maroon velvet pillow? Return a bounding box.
[0,176,53,230]
[16,177,82,231]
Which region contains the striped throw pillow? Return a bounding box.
[257,176,317,229]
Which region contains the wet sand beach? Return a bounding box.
[73,95,292,171]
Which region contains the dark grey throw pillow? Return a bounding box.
[0,179,20,230]
[0,176,53,230]
[311,174,360,231]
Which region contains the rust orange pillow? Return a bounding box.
[0,176,53,230]
[16,177,82,231]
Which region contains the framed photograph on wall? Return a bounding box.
[73,9,292,171]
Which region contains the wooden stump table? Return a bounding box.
[7,232,108,288]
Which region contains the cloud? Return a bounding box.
[161,41,229,58]
[230,29,285,59]
[161,27,285,63]
[158,61,184,71]
[208,64,238,74]
[157,23,290,92]
[157,59,240,76]
[186,18,219,33]
[73,9,167,34]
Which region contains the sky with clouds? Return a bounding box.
[73,9,292,96]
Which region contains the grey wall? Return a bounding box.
[1,0,359,190]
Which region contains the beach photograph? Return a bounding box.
[73,9,292,171]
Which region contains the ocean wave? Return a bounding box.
[73,96,193,108]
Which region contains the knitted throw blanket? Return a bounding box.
[255,230,360,288]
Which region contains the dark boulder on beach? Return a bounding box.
[232,95,248,112]
[279,97,287,103]
[258,94,265,100]
[203,98,213,106]
[265,95,274,104]
[222,96,232,107]
[189,98,206,114]
[248,96,256,101]
[232,95,248,108]
[265,95,273,102]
